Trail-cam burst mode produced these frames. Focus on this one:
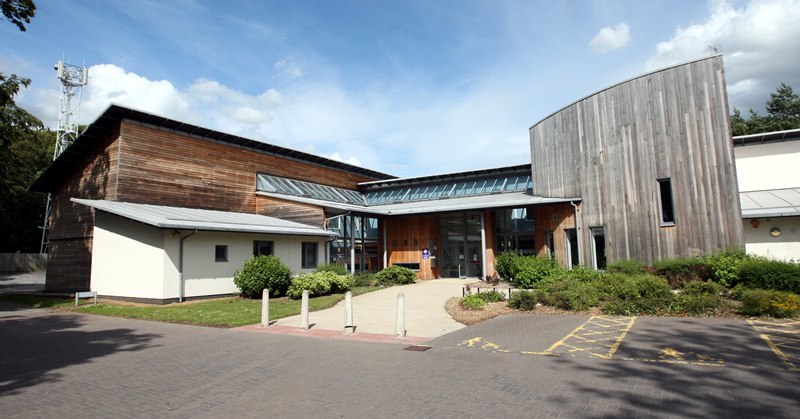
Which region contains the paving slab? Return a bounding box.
[272,278,469,338]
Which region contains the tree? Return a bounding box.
[730,82,800,135]
[1,0,36,31]
[0,74,53,252]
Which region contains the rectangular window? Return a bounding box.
[565,229,579,268]
[302,242,318,269]
[590,227,607,270]
[658,178,675,225]
[253,240,274,256]
[545,231,554,256]
[215,245,228,262]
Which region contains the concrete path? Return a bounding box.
[0,271,45,295]
[272,278,469,338]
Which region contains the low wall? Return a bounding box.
[0,253,47,272]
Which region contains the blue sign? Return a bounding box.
[422,248,430,259]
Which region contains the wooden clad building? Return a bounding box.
[529,55,744,266]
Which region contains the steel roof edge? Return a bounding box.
[732,128,800,147]
[358,163,532,189]
[71,198,338,237]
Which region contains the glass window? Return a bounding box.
[473,179,487,194]
[504,176,518,191]
[302,242,318,269]
[215,245,228,262]
[590,226,607,270]
[658,178,675,225]
[253,240,274,256]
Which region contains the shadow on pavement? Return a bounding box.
[0,310,161,396]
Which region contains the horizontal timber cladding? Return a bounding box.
[114,122,377,213]
[45,128,120,291]
[385,215,439,280]
[530,55,743,265]
[255,195,326,227]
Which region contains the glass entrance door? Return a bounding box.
[439,212,483,278]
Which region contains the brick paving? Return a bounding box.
[1,301,799,418]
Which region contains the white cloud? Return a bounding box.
[589,23,631,54]
[274,59,303,78]
[647,0,800,112]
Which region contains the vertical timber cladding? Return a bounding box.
[46,127,121,291]
[115,122,377,222]
[385,215,439,280]
[532,203,577,266]
[530,55,743,265]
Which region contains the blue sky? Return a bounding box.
[2,0,799,177]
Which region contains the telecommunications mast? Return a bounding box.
[39,60,88,253]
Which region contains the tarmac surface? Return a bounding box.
[2,297,799,418]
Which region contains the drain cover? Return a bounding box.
[404,345,431,352]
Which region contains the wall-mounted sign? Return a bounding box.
[422,248,430,259]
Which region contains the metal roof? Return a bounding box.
[256,190,579,216]
[732,128,800,147]
[72,198,338,237]
[31,104,394,192]
[739,188,800,218]
[358,163,531,188]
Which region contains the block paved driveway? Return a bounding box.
[1,301,798,418]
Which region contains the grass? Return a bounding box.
[2,286,378,328]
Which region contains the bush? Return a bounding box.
[738,258,800,294]
[652,258,711,289]
[740,289,800,318]
[353,273,375,287]
[375,265,416,286]
[495,252,521,281]
[672,281,725,316]
[597,274,673,315]
[537,278,600,311]
[514,255,563,289]
[234,255,293,298]
[701,247,749,287]
[286,271,354,299]
[477,290,506,302]
[607,259,646,275]
[508,290,540,311]
[461,294,488,310]
[315,263,349,276]
[561,265,604,282]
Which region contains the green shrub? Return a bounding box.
[461,294,488,310]
[315,263,349,276]
[597,274,673,315]
[652,258,711,289]
[514,255,563,289]
[607,259,646,275]
[702,247,748,287]
[234,255,293,298]
[738,258,800,294]
[538,278,600,311]
[563,265,604,282]
[353,273,375,287]
[495,252,521,280]
[740,289,800,318]
[375,265,417,286]
[477,290,506,302]
[286,271,354,299]
[507,290,540,311]
[671,281,725,316]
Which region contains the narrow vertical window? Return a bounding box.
[545,231,554,256]
[302,242,318,269]
[658,178,675,225]
[590,227,607,270]
[215,245,228,262]
[565,228,579,268]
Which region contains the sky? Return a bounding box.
[2,0,799,178]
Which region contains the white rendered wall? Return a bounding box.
[735,141,800,192]
[91,212,168,299]
[743,216,800,261]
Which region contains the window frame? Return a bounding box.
[214,245,228,262]
[657,178,676,226]
[253,240,274,257]
[301,242,319,269]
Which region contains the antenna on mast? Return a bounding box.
[40,60,88,253]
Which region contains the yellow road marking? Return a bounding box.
[748,319,800,372]
[544,315,636,359]
[759,333,800,372]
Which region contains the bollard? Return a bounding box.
[344,291,354,334]
[261,289,270,327]
[395,292,406,339]
[300,290,310,330]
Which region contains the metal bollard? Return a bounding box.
[344,291,354,334]
[300,290,310,329]
[395,292,406,339]
[261,289,270,327]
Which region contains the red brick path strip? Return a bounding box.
[235,324,432,346]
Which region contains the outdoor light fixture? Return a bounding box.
[750,219,760,228]
[770,227,782,237]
